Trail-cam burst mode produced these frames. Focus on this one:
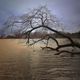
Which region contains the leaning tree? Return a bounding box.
[4,6,80,56]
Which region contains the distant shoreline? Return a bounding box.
[0,37,80,39]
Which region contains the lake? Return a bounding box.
[0,39,80,80]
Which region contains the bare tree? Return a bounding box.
[4,6,80,56]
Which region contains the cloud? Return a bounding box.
[0,0,80,32]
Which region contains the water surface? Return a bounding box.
[0,39,80,80]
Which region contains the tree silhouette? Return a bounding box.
[3,6,80,56]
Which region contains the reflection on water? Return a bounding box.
[0,39,80,80]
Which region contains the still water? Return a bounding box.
[0,39,80,80]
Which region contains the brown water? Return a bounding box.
[0,39,80,80]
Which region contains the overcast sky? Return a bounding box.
[0,0,80,32]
